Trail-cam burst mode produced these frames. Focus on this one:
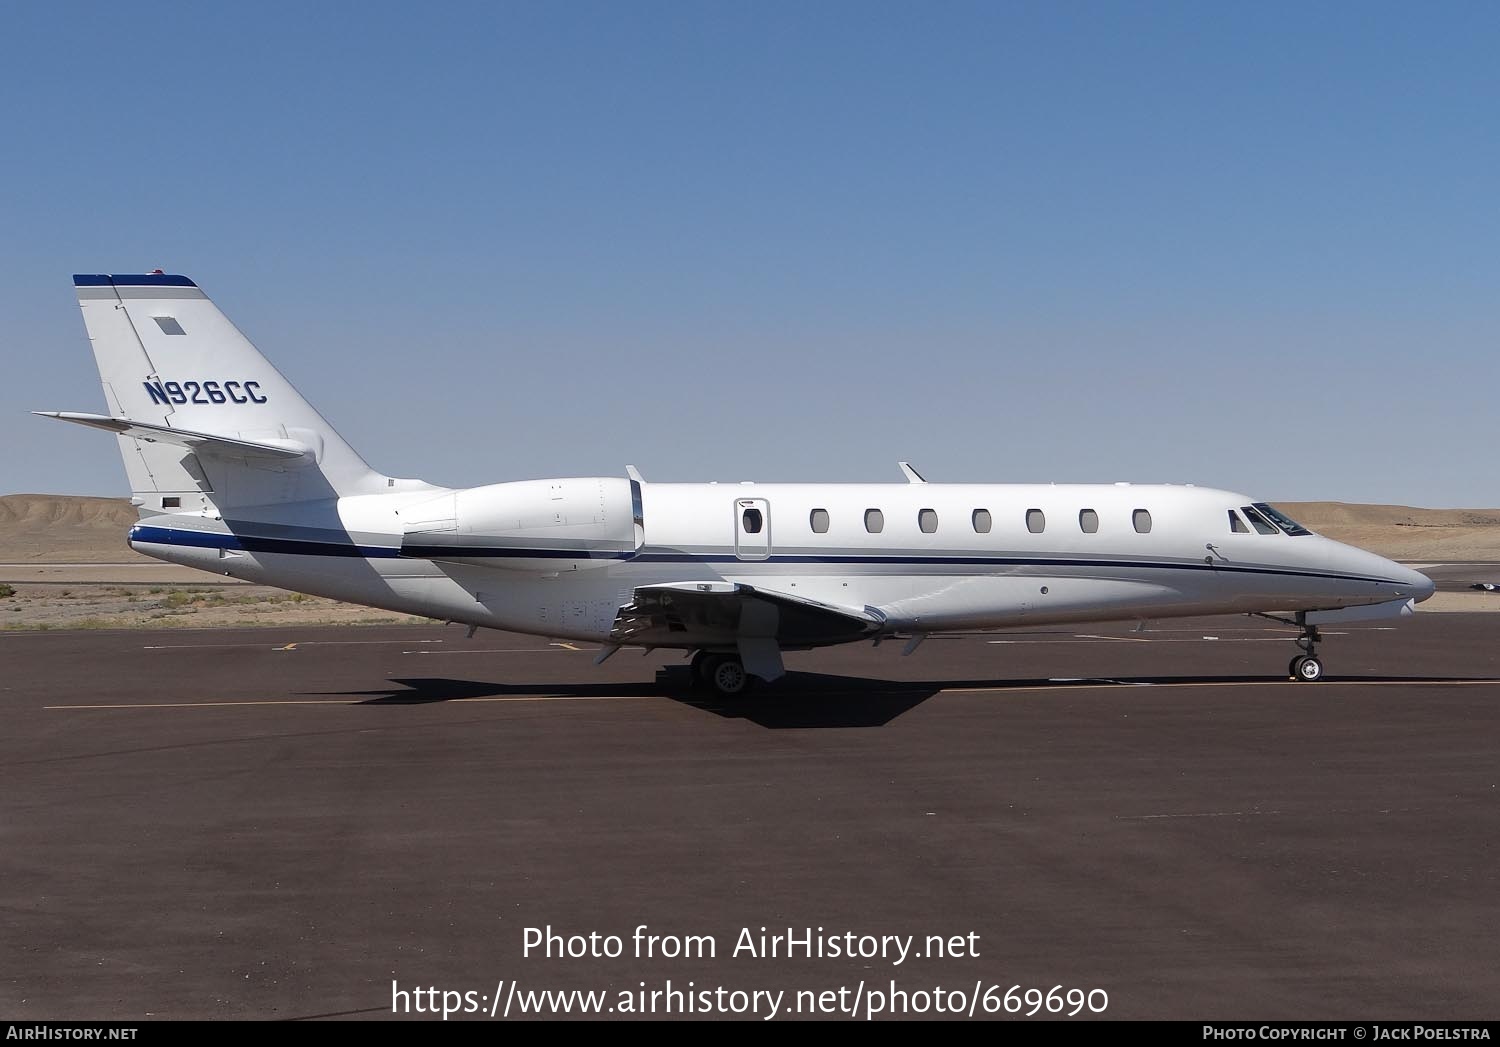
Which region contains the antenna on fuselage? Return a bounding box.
[898,462,927,484]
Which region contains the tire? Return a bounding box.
[690,650,712,684]
[1293,655,1323,682]
[709,656,752,697]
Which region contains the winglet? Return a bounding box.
[898,461,927,483]
[625,465,645,483]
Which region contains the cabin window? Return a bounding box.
[1133,509,1152,534]
[918,508,938,534]
[1026,509,1045,534]
[1228,510,1249,534]
[162,497,181,509]
[809,508,830,534]
[742,508,763,534]
[864,508,884,534]
[972,509,992,534]
[1241,505,1279,536]
[152,316,186,336]
[1079,508,1099,533]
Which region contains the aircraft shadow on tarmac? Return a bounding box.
[333,672,933,727]
[313,669,1500,730]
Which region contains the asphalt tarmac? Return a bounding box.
[3,614,1497,1021]
[1418,561,1500,592]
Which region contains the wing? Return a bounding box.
[609,581,885,680]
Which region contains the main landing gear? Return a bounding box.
[690,650,754,697]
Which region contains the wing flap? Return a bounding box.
[610,581,884,649]
[35,412,308,460]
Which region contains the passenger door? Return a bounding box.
[734,498,771,561]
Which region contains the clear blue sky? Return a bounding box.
[3,2,1495,506]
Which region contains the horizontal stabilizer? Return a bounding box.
[34,412,308,460]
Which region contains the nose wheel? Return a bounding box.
[1289,653,1324,682]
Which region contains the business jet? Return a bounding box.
[40,273,1435,696]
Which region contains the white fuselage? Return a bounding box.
[126,478,1433,646]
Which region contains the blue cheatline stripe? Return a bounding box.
[130,525,400,559]
[128,525,1406,587]
[640,552,1395,585]
[72,273,197,287]
[401,543,633,560]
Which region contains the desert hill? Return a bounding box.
[0,494,143,562]
[1281,503,1500,562]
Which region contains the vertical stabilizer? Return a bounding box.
[68,274,386,510]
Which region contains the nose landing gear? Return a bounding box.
[1255,612,1326,681]
[1287,618,1323,682]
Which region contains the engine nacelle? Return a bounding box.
[399,477,640,571]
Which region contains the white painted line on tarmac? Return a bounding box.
[49,699,363,709]
[144,639,446,650]
[942,678,1500,694]
[990,633,1284,639]
[1123,810,1285,821]
[401,648,577,655]
[991,636,1315,645]
[47,694,656,710]
[46,677,1500,712]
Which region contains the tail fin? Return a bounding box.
[52,273,390,511]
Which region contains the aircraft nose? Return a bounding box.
[1348,543,1436,603]
[1380,556,1436,603]
[1407,566,1437,603]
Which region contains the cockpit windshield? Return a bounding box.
[1252,503,1313,537]
[1241,506,1279,535]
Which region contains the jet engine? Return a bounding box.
[398,477,641,571]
